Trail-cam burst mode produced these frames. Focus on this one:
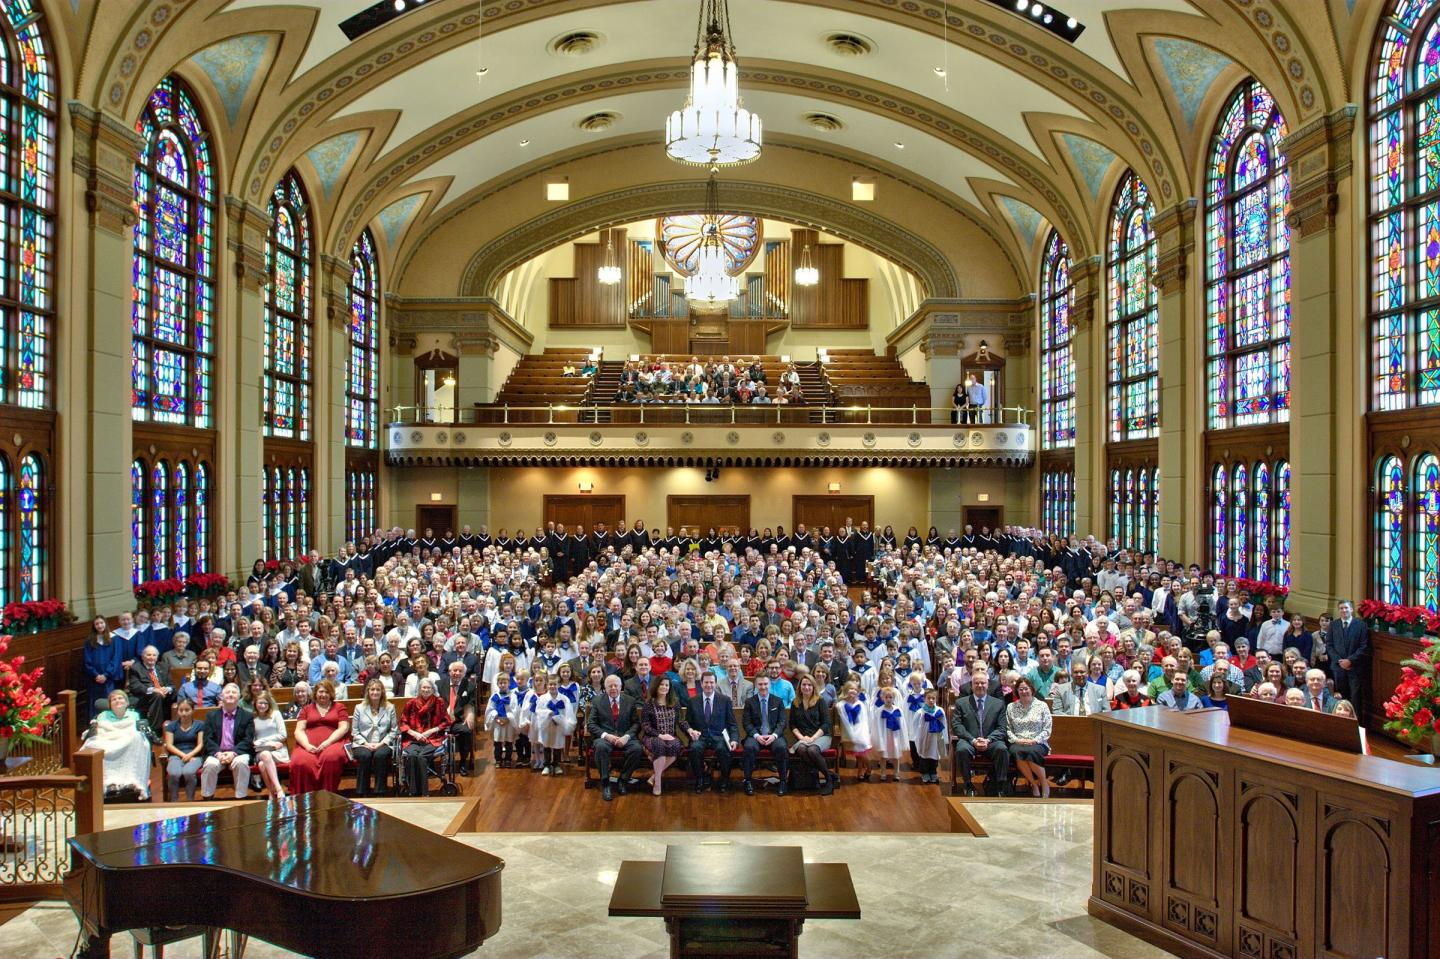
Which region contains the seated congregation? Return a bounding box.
[80,518,1365,803]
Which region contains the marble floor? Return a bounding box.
[0,801,1174,959]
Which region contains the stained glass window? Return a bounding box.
[1230,464,1250,578]
[0,2,55,411]
[347,467,379,543]
[1416,453,1440,610]
[1040,230,1075,449]
[131,460,144,586]
[1212,463,1228,575]
[194,463,208,574]
[1253,462,1272,580]
[133,76,214,427]
[263,173,312,440]
[1205,79,1290,429]
[1106,172,1159,441]
[347,230,380,449]
[16,452,39,602]
[1275,460,1291,586]
[130,456,207,582]
[1109,469,1121,544]
[0,456,10,606]
[1378,454,1407,603]
[1041,468,1075,538]
[173,462,189,581]
[150,462,168,582]
[1109,464,1156,553]
[1367,1,1440,409]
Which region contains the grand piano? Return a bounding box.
[64,791,504,959]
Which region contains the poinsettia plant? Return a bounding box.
[134,577,185,604]
[1,598,71,631]
[183,572,231,596]
[1231,577,1289,599]
[0,634,55,745]
[1384,637,1440,749]
[1356,599,1440,633]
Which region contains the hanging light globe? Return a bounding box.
[597,235,622,285]
[665,0,762,166]
[684,222,740,304]
[794,243,819,287]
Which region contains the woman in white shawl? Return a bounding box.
[84,689,157,800]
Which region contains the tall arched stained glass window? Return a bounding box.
[1040,230,1075,449]
[347,230,380,448]
[1416,453,1440,610]
[1137,468,1151,553]
[1275,460,1291,586]
[1231,463,1250,578]
[1212,463,1229,575]
[1205,79,1291,429]
[298,468,311,557]
[131,460,144,585]
[1109,469,1122,543]
[194,463,208,574]
[263,173,312,440]
[285,467,298,560]
[150,462,168,581]
[1253,462,1272,580]
[1378,455,1407,604]
[1106,172,1159,441]
[1150,468,1160,555]
[173,462,189,581]
[0,2,55,411]
[133,76,215,427]
[17,453,40,602]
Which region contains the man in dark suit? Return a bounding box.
[951,667,1010,796]
[439,635,481,683]
[126,644,174,729]
[200,683,256,799]
[584,674,643,801]
[741,675,790,796]
[1301,667,1337,714]
[681,671,737,793]
[623,658,656,701]
[1326,600,1370,716]
[436,660,478,775]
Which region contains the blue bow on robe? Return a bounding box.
[559,683,579,703]
[882,709,902,731]
[489,694,508,718]
[924,711,946,733]
[906,692,926,712]
[547,699,567,714]
[843,702,863,724]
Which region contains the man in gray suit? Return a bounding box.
[951,666,1010,796]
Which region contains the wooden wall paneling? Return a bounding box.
[1095,739,1156,922]
[542,494,626,531]
[548,277,578,327]
[1370,631,1422,732]
[666,495,751,534]
[649,317,690,354]
[415,504,457,535]
[10,621,92,700]
[1316,798,1401,959]
[839,278,869,328]
[791,495,874,533]
[1160,748,1228,952]
[728,318,767,355]
[1234,775,1312,959]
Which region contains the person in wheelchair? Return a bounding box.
[400,677,449,796]
[437,660,477,776]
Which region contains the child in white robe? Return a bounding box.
[912,688,949,784]
[871,685,909,782]
[835,682,874,782]
[533,677,576,775]
[483,686,519,767]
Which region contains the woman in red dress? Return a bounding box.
[290,679,352,793]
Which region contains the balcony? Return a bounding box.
[385,405,1034,468]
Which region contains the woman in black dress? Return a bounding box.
[950,383,968,424]
[641,676,684,796]
[789,675,835,794]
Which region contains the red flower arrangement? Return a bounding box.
[1230,577,1289,599]
[0,633,55,746]
[1356,599,1440,634]
[134,577,185,604]
[184,572,231,595]
[1,598,71,632]
[1384,637,1440,750]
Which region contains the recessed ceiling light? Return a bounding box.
[476,67,489,77]
[933,66,947,76]
[893,141,905,150]
[519,139,531,147]
[393,0,405,10]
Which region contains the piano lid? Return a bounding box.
[68,791,503,900]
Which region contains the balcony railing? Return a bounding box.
[389,404,1033,427]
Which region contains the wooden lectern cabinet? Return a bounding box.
[1091,707,1440,959]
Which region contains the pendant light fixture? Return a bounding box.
[794,242,819,287]
[664,0,762,166]
[684,173,741,304]
[597,232,622,285]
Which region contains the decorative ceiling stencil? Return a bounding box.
[657,213,760,276]
[306,131,365,198]
[997,196,1044,250]
[189,34,271,127]
[1059,133,1119,202]
[376,193,425,245]
[1152,38,1234,129]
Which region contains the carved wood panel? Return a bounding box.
[1163,753,1225,949]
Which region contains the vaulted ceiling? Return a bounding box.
[58,0,1362,297]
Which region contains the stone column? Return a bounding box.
[1068,256,1102,537]
[456,331,500,408]
[1283,107,1358,614]
[224,197,270,574]
[320,253,351,549]
[1154,199,1199,561]
[67,104,141,615]
[918,312,964,414]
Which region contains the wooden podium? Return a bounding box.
[1091,706,1440,959]
[608,845,859,958]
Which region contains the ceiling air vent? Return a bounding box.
[823,33,874,57]
[577,111,620,132]
[549,30,605,57]
[804,113,845,132]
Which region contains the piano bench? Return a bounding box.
[129,924,217,959]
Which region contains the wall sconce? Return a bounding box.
[828,482,841,494]
[430,492,443,502]
[578,481,594,493]
[977,492,990,502]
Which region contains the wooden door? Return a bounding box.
[963,506,1004,532]
[543,494,626,531]
[416,505,457,535]
[667,495,751,534]
[791,495,874,533]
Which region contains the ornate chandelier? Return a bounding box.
[597,233,621,285]
[794,243,819,287]
[665,0,762,167]
[684,174,741,304]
